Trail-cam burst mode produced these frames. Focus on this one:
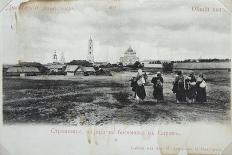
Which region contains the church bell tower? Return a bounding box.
[53,51,58,64]
[87,37,94,63]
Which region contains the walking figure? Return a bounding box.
[185,72,197,103]
[135,69,146,102]
[196,74,207,103]
[130,77,137,98]
[151,72,164,102]
[172,71,186,103]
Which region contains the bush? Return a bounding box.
[127,61,144,69]
[162,62,173,72]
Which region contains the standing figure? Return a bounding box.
[185,72,197,103]
[135,69,146,101]
[172,71,186,103]
[130,77,137,98]
[196,74,207,103]
[151,72,164,102]
[144,72,148,82]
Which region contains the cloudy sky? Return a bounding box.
[0,0,231,64]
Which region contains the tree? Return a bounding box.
[68,60,93,66]
[132,61,143,68]
[106,63,112,68]
[118,62,123,66]
[162,62,173,72]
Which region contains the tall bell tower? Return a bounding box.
[87,36,94,63]
[53,51,58,64]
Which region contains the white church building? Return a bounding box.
[87,37,94,64]
[120,46,139,66]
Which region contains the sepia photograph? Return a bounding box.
[1,0,232,155]
[1,0,231,126]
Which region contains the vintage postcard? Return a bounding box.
[0,0,231,155]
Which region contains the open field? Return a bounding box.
[3,70,231,125]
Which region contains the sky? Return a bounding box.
[0,0,231,64]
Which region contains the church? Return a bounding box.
[87,37,94,64]
[120,46,139,66]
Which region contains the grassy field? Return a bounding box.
[3,70,231,125]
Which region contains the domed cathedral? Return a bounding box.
[120,46,139,66]
[87,36,94,64]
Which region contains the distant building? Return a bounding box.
[76,66,96,76]
[143,63,163,68]
[64,65,96,76]
[94,62,108,67]
[51,51,66,64]
[87,37,94,64]
[45,63,66,73]
[53,52,58,64]
[3,64,13,76]
[120,46,139,66]
[60,52,66,64]
[6,66,40,76]
[18,61,47,74]
[65,65,79,76]
[45,52,67,74]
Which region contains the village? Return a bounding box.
[2,37,231,77]
[2,37,231,125]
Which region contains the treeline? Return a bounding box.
[148,60,162,64]
[172,58,231,63]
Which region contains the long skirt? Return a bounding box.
[153,87,164,100]
[136,85,146,100]
[196,88,206,103]
[186,87,196,99]
[176,89,186,102]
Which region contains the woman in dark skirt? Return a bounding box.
[135,69,146,101]
[185,72,197,103]
[130,77,138,98]
[151,72,164,102]
[196,74,207,103]
[172,71,186,103]
[136,84,146,100]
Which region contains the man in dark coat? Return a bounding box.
[151,72,164,102]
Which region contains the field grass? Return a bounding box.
[3,70,231,125]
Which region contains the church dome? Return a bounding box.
[126,46,134,52]
[120,46,139,66]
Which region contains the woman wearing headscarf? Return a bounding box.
[151,72,164,102]
[185,72,197,103]
[196,74,207,103]
[172,71,186,103]
[135,69,146,101]
[130,77,137,98]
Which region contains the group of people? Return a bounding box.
[130,69,207,104]
[172,71,207,103]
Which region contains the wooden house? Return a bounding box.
[75,66,96,76]
[45,63,66,74]
[65,65,79,76]
[6,66,40,76]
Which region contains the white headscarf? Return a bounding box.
[137,69,143,76]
